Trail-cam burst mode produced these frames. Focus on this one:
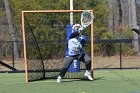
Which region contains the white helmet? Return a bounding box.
[72,24,82,32]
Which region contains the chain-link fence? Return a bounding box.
[0,41,23,72]
[94,39,140,69]
[0,39,140,73]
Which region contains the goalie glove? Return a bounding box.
[79,26,84,31]
[79,35,86,47]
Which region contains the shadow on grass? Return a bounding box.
[62,77,105,82]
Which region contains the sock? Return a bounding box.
[86,70,91,74]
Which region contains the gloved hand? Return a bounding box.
[79,35,86,47]
[79,26,84,31]
[80,40,85,47]
[78,51,85,59]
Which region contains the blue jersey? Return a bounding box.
[68,38,82,56]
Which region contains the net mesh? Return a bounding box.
[23,11,91,81]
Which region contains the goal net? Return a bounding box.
[22,10,94,82]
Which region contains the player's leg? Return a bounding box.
[79,54,93,81]
[57,56,77,83]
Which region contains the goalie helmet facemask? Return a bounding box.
[72,24,82,33]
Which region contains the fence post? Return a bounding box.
[12,41,15,69]
[120,42,122,69]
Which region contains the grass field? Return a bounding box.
[0,70,140,93]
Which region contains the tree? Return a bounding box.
[108,0,140,56]
[4,0,19,59]
[9,0,116,57]
[129,0,140,56]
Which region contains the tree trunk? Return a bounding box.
[129,0,140,56]
[117,0,122,26]
[108,0,113,31]
[4,0,19,59]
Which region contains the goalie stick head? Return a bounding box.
[81,10,94,28]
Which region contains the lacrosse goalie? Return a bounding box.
[57,24,93,83]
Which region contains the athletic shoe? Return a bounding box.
[57,76,61,83]
[84,72,93,81]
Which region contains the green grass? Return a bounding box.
[0,70,140,93]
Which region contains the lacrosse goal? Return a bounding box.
[21,10,94,82]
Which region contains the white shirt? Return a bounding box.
[68,38,82,56]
